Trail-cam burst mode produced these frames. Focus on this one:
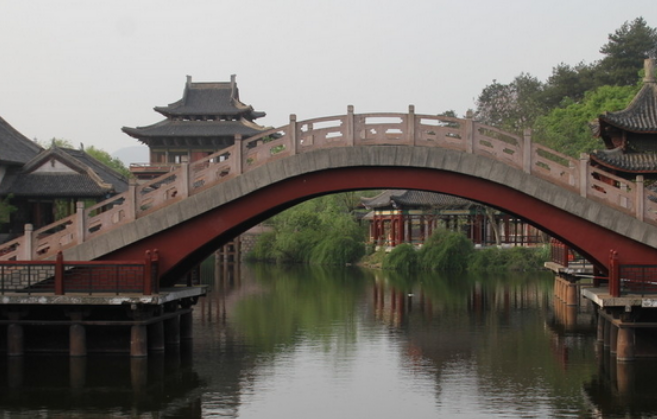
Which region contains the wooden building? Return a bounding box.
[590,57,657,179]
[361,189,543,249]
[123,74,270,180]
[0,117,129,242]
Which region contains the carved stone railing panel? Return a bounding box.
[298,116,347,150]
[530,144,579,191]
[33,214,79,259]
[355,115,412,145]
[243,128,291,169]
[587,167,635,214]
[472,124,523,169]
[414,116,465,150]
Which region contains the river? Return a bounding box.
[1,263,657,418]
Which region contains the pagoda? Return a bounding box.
[590,57,657,178]
[123,75,270,180]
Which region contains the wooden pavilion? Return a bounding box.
[123,75,270,181]
[590,58,657,179]
[360,190,544,249]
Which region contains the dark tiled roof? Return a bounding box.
[598,79,657,133]
[591,148,657,173]
[154,77,265,120]
[0,115,43,165]
[0,146,129,197]
[0,172,111,197]
[122,118,269,140]
[361,190,478,209]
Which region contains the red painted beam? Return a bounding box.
[100,167,657,285]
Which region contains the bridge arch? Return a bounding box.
[62,146,657,285]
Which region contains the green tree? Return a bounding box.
[85,145,131,178]
[540,62,599,109]
[0,195,16,228]
[533,84,639,157]
[249,193,366,265]
[476,73,546,133]
[597,17,657,86]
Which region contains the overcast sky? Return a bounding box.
[1,1,656,162]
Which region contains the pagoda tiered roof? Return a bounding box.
[154,75,265,120]
[122,75,269,146]
[591,58,657,174]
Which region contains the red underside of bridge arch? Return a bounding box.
[102,167,657,284]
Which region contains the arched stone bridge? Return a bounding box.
[3,106,657,284]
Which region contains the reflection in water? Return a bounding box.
[2,264,657,417]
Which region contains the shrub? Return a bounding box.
[383,243,418,272]
[311,236,365,265]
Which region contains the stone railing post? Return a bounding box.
[23,224,33,261]
[234,134,243,174]
[289,114,298,155]
[179,163,189,199]
[636,175,645,222]
[579,153,589,198]
[523,128,532,174]
[75,201,85,244]
[408,105,416,146]
[465,110,475,154]
[346,105,355,147]
[128,178,138,220]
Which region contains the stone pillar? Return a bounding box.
[69,357,87,389]
[180,311,194,340]
[69,324,87,357]
[565,281,578,306]
[165,315,181,347]
[604,319,612,348]
[7,324,23,357]
[610,324,619,355]
[130,325,148,358]
[596,311,606,342]
[616,327,635,362]
[148,321,165,353]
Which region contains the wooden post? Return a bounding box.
[55,251,64,295]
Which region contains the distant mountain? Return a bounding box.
[112,146,149,166]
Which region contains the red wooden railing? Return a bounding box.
[0,250,159,296]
